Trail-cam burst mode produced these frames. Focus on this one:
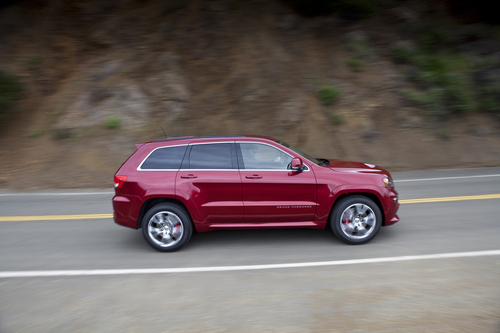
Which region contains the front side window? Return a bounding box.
[239,143,292,170]
[277,140,321,165]
[141,145,187,170]
[187,143,233,169]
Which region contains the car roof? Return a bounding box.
[148,135,279,144]
[152,135,245,143]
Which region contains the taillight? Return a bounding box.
[114,175,127,188]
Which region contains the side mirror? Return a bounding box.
[291,157,303,171]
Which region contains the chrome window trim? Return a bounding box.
[138,169,181,172]
[137,141,311,172]
[238,169,309,172]
[179,169,240,172]
[186,141,233,145]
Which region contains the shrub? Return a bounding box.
[390,45,413,64]
[104,116,121,129]
[445,77,474,113]
[318,85,339,105]
[401,88,447,117]
[417,27,449,52]
[28,55,42,65]
[396,46,476,117]
[424,87,446,116]
[0,70,23,118]
[401,89,424,105]
[330,112,346,124]
[346,58,363,72]
[478,83,500,116]
[437,128,450,139]
[390,23,499,119]
[346,38,375,60]
[413,54,452,84]
[29,129,44,138]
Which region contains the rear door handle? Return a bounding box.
[181,174,197,179]
[245,175,262,179]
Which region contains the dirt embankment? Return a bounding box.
[0,0,499,189]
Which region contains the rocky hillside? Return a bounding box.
[1,0,499,189]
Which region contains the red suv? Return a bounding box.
[113,136,399,252]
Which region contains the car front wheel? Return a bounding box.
[330,196,382,245]
[141,203,193,252]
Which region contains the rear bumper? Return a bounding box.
[112,195,138,229]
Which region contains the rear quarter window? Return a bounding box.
[140,145,187,170]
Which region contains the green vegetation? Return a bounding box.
[330,112,346,125]
[437,128,450,139]
[104,116,121,129]
[28,55,42,65]
[29,129,44,138]
[52,133,65,140]
[346,37,375,60]
[392,24,478,119]
[391,20,500,120]
[346,58,363,72]
[318,85,339,105]
[390,45,413,64]
[401,88,444,116]
[416,26,449,53]
[478,84,500,116]
[0,70,23,119]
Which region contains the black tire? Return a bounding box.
[141,203,193,252]
[330,196,382,245]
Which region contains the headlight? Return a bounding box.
[383,177,393,187]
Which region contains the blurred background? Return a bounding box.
[1,0,500,189]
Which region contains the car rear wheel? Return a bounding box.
[141,203,193,252]
[330,196,382,245]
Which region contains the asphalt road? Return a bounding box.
[1,167,500,332]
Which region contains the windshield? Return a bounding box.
[277,141,322,166]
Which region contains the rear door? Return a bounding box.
[237,142,317,223]
[175,142,244,225]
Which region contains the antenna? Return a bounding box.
[160,127,168,138]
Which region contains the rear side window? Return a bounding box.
[141,146,187,170]
[186,143,234,169]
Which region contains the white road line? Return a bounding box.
[1,250,499,278]
[395,174,500,183]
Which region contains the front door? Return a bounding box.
[238,142,317,223]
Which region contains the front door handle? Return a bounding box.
[245,175,262,179]
[181,174,197,179]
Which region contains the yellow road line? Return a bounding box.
[399,194,500,204]
[0,194,499,222]
[0,214,112,222]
